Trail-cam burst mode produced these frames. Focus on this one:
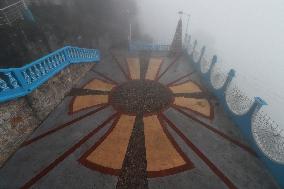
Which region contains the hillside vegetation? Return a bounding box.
[0,0,139,68]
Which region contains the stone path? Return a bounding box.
[0,50,279,189]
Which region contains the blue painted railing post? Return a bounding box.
[0,46,100,102]
[221,69,235,93]
[197,46,206,72]
[5,72,20,89]
[13,69,28,89]
[190,40,198,71]
[213,69,235,101]
[208,55,218,76]
[247,97,267,119]
[63,48,71,64]
[203,55,217,90]
[191,40,197,56]
[186,39,284,188]
[187,35,191,50]
[234,97,267,141]
[0,78,9,91]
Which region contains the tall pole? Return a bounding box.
[127,9,132,48]
[129,23,132,43]
[184,14,190,49]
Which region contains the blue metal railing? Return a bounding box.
[129,41,170,52]
[186,39,284,188]
[128,37,284,187]
[0,46,100,103]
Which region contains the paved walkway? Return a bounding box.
[0,51,279,189]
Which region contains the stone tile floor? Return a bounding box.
[0,51,280,189]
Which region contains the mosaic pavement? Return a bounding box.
[0,51,279,189]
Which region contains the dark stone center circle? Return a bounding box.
[110,80,173,115]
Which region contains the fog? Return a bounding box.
[136,0,284,128]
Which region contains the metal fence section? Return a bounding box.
[200,56,211,74]
[186,39,284,188]
[225,81,254,116]
[131,36,284,186]
[252,110,284,164]
[129,41,170,52]
[0,0,26,25]
[0,46,100,103]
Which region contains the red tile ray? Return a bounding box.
[161,114,238,189]
[20,113,119,189]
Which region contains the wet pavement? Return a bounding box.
[0,50,280,189]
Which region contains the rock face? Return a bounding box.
[0,99,39,166]
[0,62,94,166]
[26,63,93,121]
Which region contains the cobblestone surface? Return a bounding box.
[110,80,173,115]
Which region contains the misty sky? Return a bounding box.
[136,0,284,128]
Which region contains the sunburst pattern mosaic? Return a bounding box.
[69,56,213,177]
[16,54,260,189]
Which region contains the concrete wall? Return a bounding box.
[0,62,94,166]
